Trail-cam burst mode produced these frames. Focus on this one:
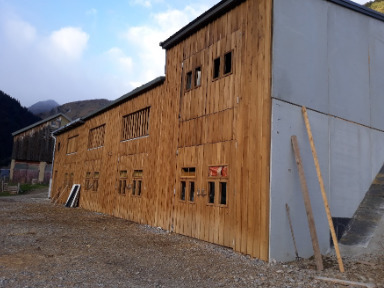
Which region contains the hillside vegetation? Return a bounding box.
[37,99,111,120]
[365,0,384,14]
[0,91,41,167]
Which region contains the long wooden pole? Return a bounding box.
[291,136,323,271]
[301,106,345,273]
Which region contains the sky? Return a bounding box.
[0,0,368,107]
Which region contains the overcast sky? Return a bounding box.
[0,0,369,107]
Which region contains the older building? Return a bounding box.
[50,0,384,262]
[11,113,70,184]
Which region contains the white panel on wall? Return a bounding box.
[369,34,384,131]
[269,100,330,262]
[328,5,370,126]
[272,0,328,112]
[329,118,372,217]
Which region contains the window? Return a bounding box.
[118,170,127,195]
[224,51,232,75]
[180,167,196,203]
[88,124,105,149]
[132,170,143,196]
[57,142,61,152]
[207,165,228,206]
[219,182,227,205]
[122,107,150,141]
[66,135,78,154]
[213,57,220,79]
[93,172,99,192]
[208,181,215,204]
[195,67,201,87]
[189,182,195,202]
[85,172,91,190]
[186,71,192,90]
[180,181,186,201]
[184,66,202,92]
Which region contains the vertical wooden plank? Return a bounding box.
[291,135,324,271]
[302,106,345,273]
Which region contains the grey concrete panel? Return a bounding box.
[370,129,384,180]
[369,33,384,131]
[327,5,371,126]
[270,100,384,261]
[272,0,329,112]
[269,100,330,262]
[329,118,372,217]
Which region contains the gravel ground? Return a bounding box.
[0,188,383,288]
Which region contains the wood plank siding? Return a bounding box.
[51,0,272,260]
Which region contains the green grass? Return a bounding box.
[19,183,48,193]
[0,183,48,196]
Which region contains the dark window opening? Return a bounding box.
[132,180,136,196]
[57,142,61,151]
[224,51,232,74]
[181,167,196,177]
[137,180,142,196]
[208,181,215,204]
[181,181,186,201]
[189,181,195,202]
[213,57,220,79]
[219,182,227,205]
[186,71,192,90]
[195,67,201,87]
[93,172,99,192]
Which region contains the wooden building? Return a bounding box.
[51,0,384,262]
[11,113,70,184]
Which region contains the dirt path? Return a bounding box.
[0,189,383,287]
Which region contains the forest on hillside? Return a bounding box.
[365,0,384,14]
[0,90,41,167]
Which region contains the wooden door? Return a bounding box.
[174,142,233,248]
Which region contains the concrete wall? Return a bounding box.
[270,0,384,261]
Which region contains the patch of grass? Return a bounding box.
[0,191,12,197]
[19,183,48,194]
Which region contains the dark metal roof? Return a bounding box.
[52,76,165,136]
[328,0,384,22]
[160,0,384,50]
[160,0,245,50]
[12,113,72,136]
[82,76,165,121]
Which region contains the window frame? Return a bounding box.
[179,167,196,204]
[121,107,151,142]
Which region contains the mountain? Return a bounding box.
[28,99,59,115]
[365,0,384,13]
[0,90,41,168]
[38,99,112,120]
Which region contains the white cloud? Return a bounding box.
[86,8,98,16]
[130,0,152,8]
[105,47,134,73]
[120,4,210,87]
[47,27,89,61]
[1,16,36,48]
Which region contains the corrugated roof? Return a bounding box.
[52,76,165,136]
[12,113,72,136]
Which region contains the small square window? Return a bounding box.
[195,67,201,87]
[186,71,192,90]
[224,51,232,75]
[213,57,220,79]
